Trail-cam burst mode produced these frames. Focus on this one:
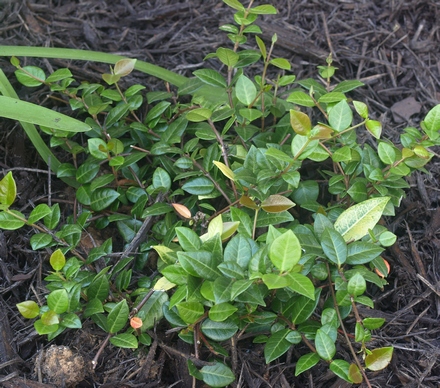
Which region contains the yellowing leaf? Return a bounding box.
[365,347,393,371]
[240,195,259,210]
[154,277,176,291]
[290,109,311,136]
[334,197,390,242]
[261,195,295,213]
[114,58,137,77]
[213,161,235,181]
[221,221,240,241]
[49,249,66,271]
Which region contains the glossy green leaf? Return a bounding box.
[61,313,82,329]
[17,300,40,318]
[365,347,393,371]
[139,291,168,329]
[193,69,227,88]
[286,273,315,300]
[236,75,257,105]
[333,80,364,93]
[249,4,277,14]
[110,333,138,349]
[107,299,129,333]
[269,230,301,272]
[186,107,212,122]
[83,298,104,317]
[176,301,204,324]
[90,188,120,211]
[295,353,320,376]
[30,233,53,250]
[329,359,351,382]
[363,317,385,330]
[34,319,58,334]
[346,242,384,264]
[269,58,291,70]
[223,0,245,11]
[209,303,238,322]
[315,328,336,361]
[88,138,108,159]
[264,328,291,363]
[182,177,214,195]
[178,251,221,280]
[201,362,235,387]
[28,204,51,225]
[152,167,171,191]
[87,271,110,302]
[378,142,397,165]
[347,273,366,296]
[44,203,60,229]
[318,92,346,104]
[201,318,238,341]
[175,227,201,252]
[334,197,390,242]
[365,119,382,139]
[321,228,347,266]
[291,289,321,324]
[0,171,16,207]
[47,289,69,314]
[0,210,25,230]
[76,162,99,183]
[422,104,440,140]
[328,99,352,131]
[287,91,315,107]
[353,100,368,119]
[216,47,239,67]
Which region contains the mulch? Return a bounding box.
[0,0,439,387]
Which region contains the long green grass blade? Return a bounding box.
[0,46,187,88]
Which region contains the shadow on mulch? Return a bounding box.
[0,0,439,387]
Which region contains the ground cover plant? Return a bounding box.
[0,0,439,387]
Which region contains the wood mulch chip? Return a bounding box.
[0,0,439,387]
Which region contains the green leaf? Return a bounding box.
[17,300,40,318]
[287,91,315,107]
[200,362,235,387]
[0,95,90,132]
[315,328,336,361]
[47,289,69,314]
[209,303,238,322]
[44,203,60,229]
[186,107,212,122]
[264,329,291,363]
[139,291,168,329]
[378,142,397,164]
[269,230,301,272]
[363,317,386,330]
[34,319,58,335]
[347,273,366,297]
[333,80,364,93]
[76,162,99,184]
[201,318,238,341]
[152,167,171,191]
[346,242,384,264]
[328,99,352,131]
[422,104,440,140]
[90,188,120,211]
[28,204,51,225]
[88,138,108,159]
[177,251,221,280]
[318,92,346,104]
[61,313,82,329]
[193,69,227,88]
[269,58,291,70]
[107,299,129,333]
[249,4,277,14]
[353,100,369,119]
[365,347,394,371]
[30,233,53,250]
[256,211,294,228]
[176,301,204,324]
[0,210,24,230]
[182,177,214,195]
[286,273,315,300]
[291,289,322,324]
[329,359,351,382]
[50,249,66,271]
[84,298,104,317]
[236,75,257,105]
[216,47,239,67]
[295,353,320,376]
[334,197,390,242]
[321,228,347,266]
[46,68,72,83]
[175,227,201,252]
[110,333,138,349]
[0,171,16,207]
[365,119,382,139]
[87,271,110,302]
[222,0,245,11]
[15,66,45,86]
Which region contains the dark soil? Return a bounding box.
[1,0,440,387]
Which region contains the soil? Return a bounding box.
[1,0,440,387]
